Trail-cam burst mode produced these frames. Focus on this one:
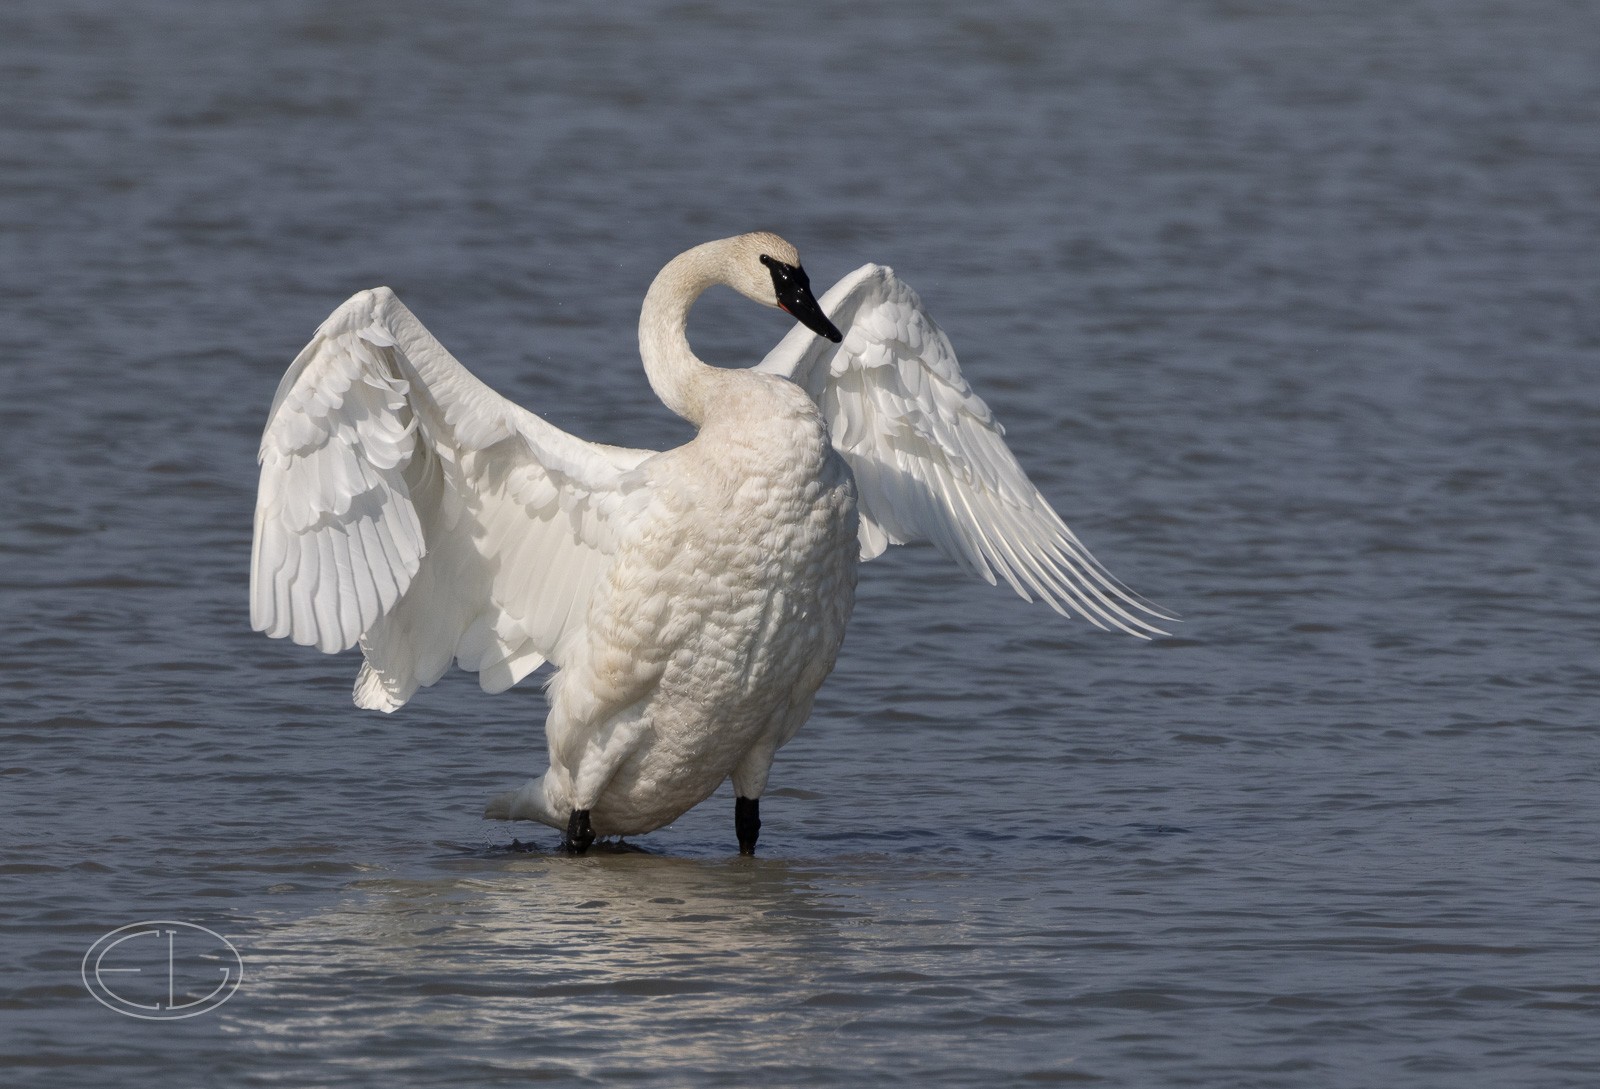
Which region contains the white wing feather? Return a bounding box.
[757,265,1170,638]
[250,288,652,711]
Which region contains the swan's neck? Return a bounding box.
[638,240,734,427]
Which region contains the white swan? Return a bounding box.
[250,232,1169,854]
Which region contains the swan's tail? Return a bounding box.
[484,773,565,829]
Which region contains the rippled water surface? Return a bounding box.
[4,1,1599,1086]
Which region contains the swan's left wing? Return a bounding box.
[757,264,1169,638]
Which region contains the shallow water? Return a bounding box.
[3,1,1599,1086]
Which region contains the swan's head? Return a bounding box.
[725,232,843,344]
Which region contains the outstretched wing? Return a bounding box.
[757,264,1169,638]
[250,287,654,711]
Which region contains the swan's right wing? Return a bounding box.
[758,264,1169,638]
[250,287,653,711]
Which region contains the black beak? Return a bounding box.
[761,254,843,343]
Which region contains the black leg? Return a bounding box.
[565,809,594,855]
[735,795,761,855]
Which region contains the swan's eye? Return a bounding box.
[761,255,804,293]
[761,254,791,282]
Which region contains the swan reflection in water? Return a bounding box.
[227,847,973,1072]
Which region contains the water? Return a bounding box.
[3,0,1598,1085]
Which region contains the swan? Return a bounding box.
[249,232,1169,854]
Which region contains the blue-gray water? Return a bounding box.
[3,1,1598,1085]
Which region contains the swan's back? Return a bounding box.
[539,368,860,834]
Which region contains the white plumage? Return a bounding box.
[249,232,1168,851]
